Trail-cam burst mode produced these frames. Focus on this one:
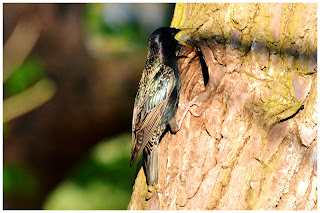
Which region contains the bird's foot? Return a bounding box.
[178,96,201,130]
[146,183,160,200]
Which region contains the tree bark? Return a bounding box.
[128,3,317,210]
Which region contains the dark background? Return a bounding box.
[3,3,175,209]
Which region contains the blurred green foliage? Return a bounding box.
[83,4,146,44]
[3,14,47,203]
[4,3,174,209]
[82,4,174,57]
[3,163,38,197]
[3,54,46,201]
[4,56,45,98]
[83,4,145,56]
[3,122,9,138]
[43,133,139,210]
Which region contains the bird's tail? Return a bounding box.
[143,145,159,186]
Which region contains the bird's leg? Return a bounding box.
[177,96,201,130]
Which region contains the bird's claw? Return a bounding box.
[178,96,201,129]
[146,183,161,200]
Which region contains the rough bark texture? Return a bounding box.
[128,3,317,210]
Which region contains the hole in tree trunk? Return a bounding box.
[196,49,209,87]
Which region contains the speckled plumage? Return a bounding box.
[130,27,181,185]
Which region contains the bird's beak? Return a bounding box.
[179,41,193,49]
[179,28,193,31]
[175,28,194,49]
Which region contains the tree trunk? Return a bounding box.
[128,3,317,210]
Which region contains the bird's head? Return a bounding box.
[147,27,181,59]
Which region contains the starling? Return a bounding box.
[130,27,200,186]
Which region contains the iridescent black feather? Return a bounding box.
[130,27,181,185]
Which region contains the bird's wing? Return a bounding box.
[131,66,175,167]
